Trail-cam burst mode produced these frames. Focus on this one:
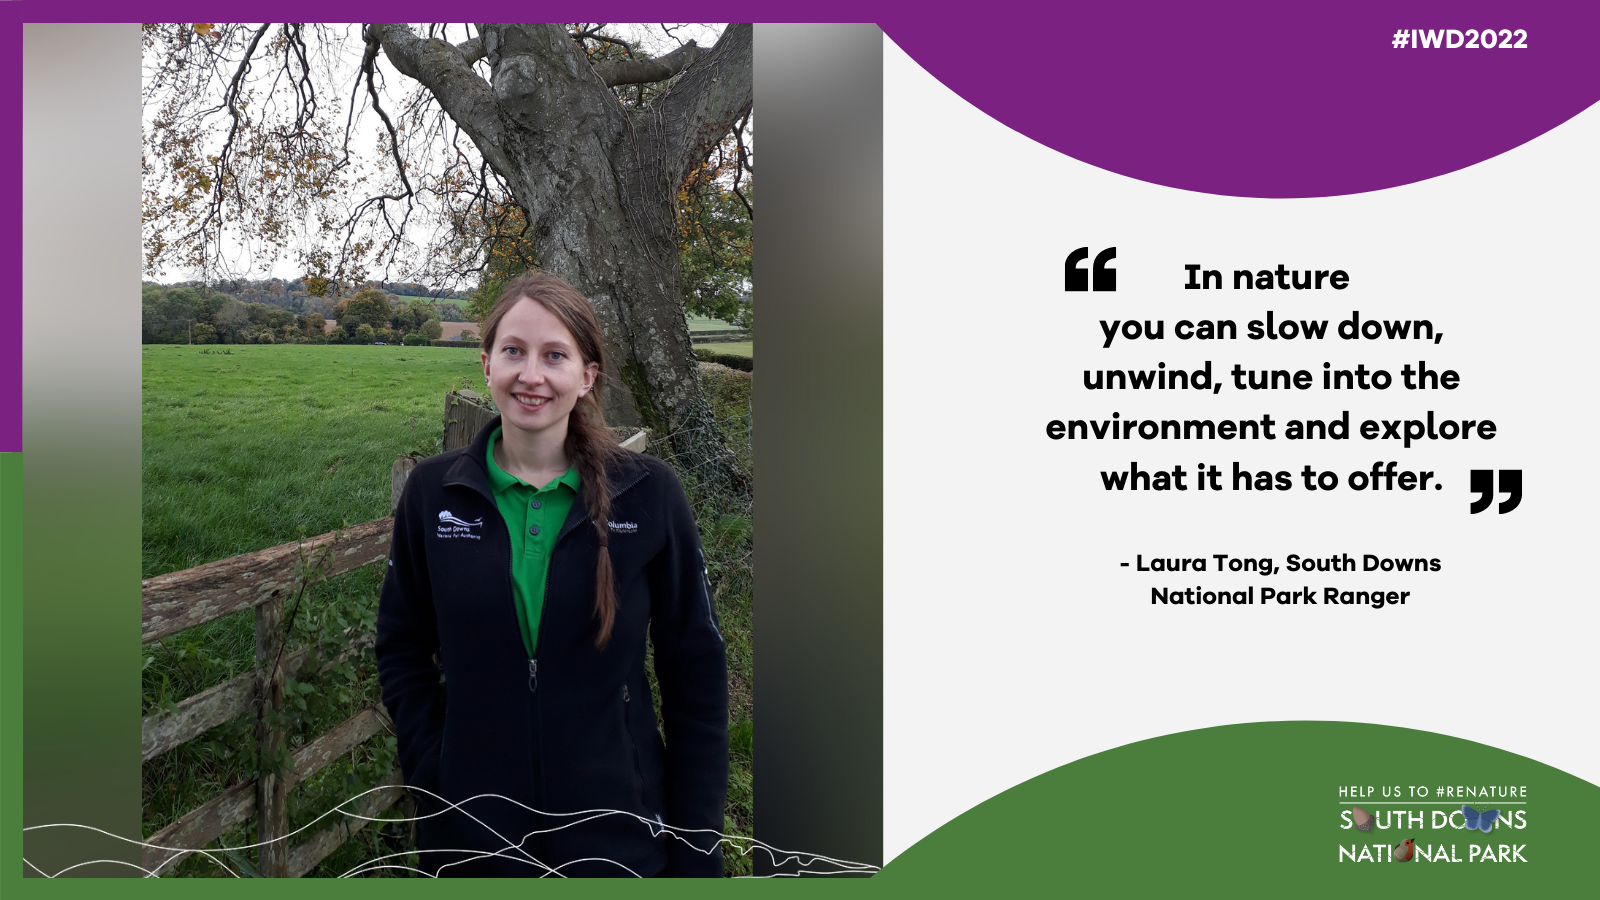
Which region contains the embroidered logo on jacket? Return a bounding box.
[607,520,639,534]
[437,509,484,540]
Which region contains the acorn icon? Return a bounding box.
[1352,806,1373,832]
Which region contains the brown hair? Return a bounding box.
[483,272,626,649]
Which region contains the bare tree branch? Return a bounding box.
[198,24,272,244]
[360,33,413,200]
[731,108,754,221]
[367,23,511,176]
[595,39,703,87]
[572,27,636,59]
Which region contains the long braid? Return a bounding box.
[566,380,624,648]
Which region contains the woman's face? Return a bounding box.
[481,298,599,441]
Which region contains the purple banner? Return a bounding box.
[881,1,1600,197]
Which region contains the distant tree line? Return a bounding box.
[148,276,466,321]
[361,281,470,302]
[143,282,463,345]
[204,276,468,306]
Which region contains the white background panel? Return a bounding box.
[883,35,1599,860]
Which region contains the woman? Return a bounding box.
[376,273,728,877]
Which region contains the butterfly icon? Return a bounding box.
[1462,805,1501,833]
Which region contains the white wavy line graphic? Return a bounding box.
[23,784,880,878]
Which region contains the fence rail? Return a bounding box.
[142,707,400,876]
[142,631,376,763]
[142,518,393,644]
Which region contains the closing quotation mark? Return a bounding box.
[1469,469,1521,514]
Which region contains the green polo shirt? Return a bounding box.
[485,427,581,658]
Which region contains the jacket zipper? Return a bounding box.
[521,471,648,869]
[525,504,584,869]
[500,499,552,866]
[529,513,581,693]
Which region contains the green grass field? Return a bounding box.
[687,315,742,333]
[142,344,484,577]
[693,341,753,357]
[141,343,754,875]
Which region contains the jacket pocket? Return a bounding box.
[620,684,645,802]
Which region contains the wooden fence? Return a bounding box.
[141,391,647,877]
[140,517,401,877]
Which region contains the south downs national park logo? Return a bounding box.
[1338,785,1529,864]
[437,510,484,540]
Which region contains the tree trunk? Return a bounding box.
[374,23,752,497]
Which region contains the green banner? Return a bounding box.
[879,721,1598,894]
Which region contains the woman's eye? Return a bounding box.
[504,346,521,357]
[547,351,566,362]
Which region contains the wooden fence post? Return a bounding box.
[391,456,418,513]
[442,390,498,452]
[255,595,290,877]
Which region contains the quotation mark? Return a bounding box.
[1065,247,1117,292]
[1469,469,1521,514]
